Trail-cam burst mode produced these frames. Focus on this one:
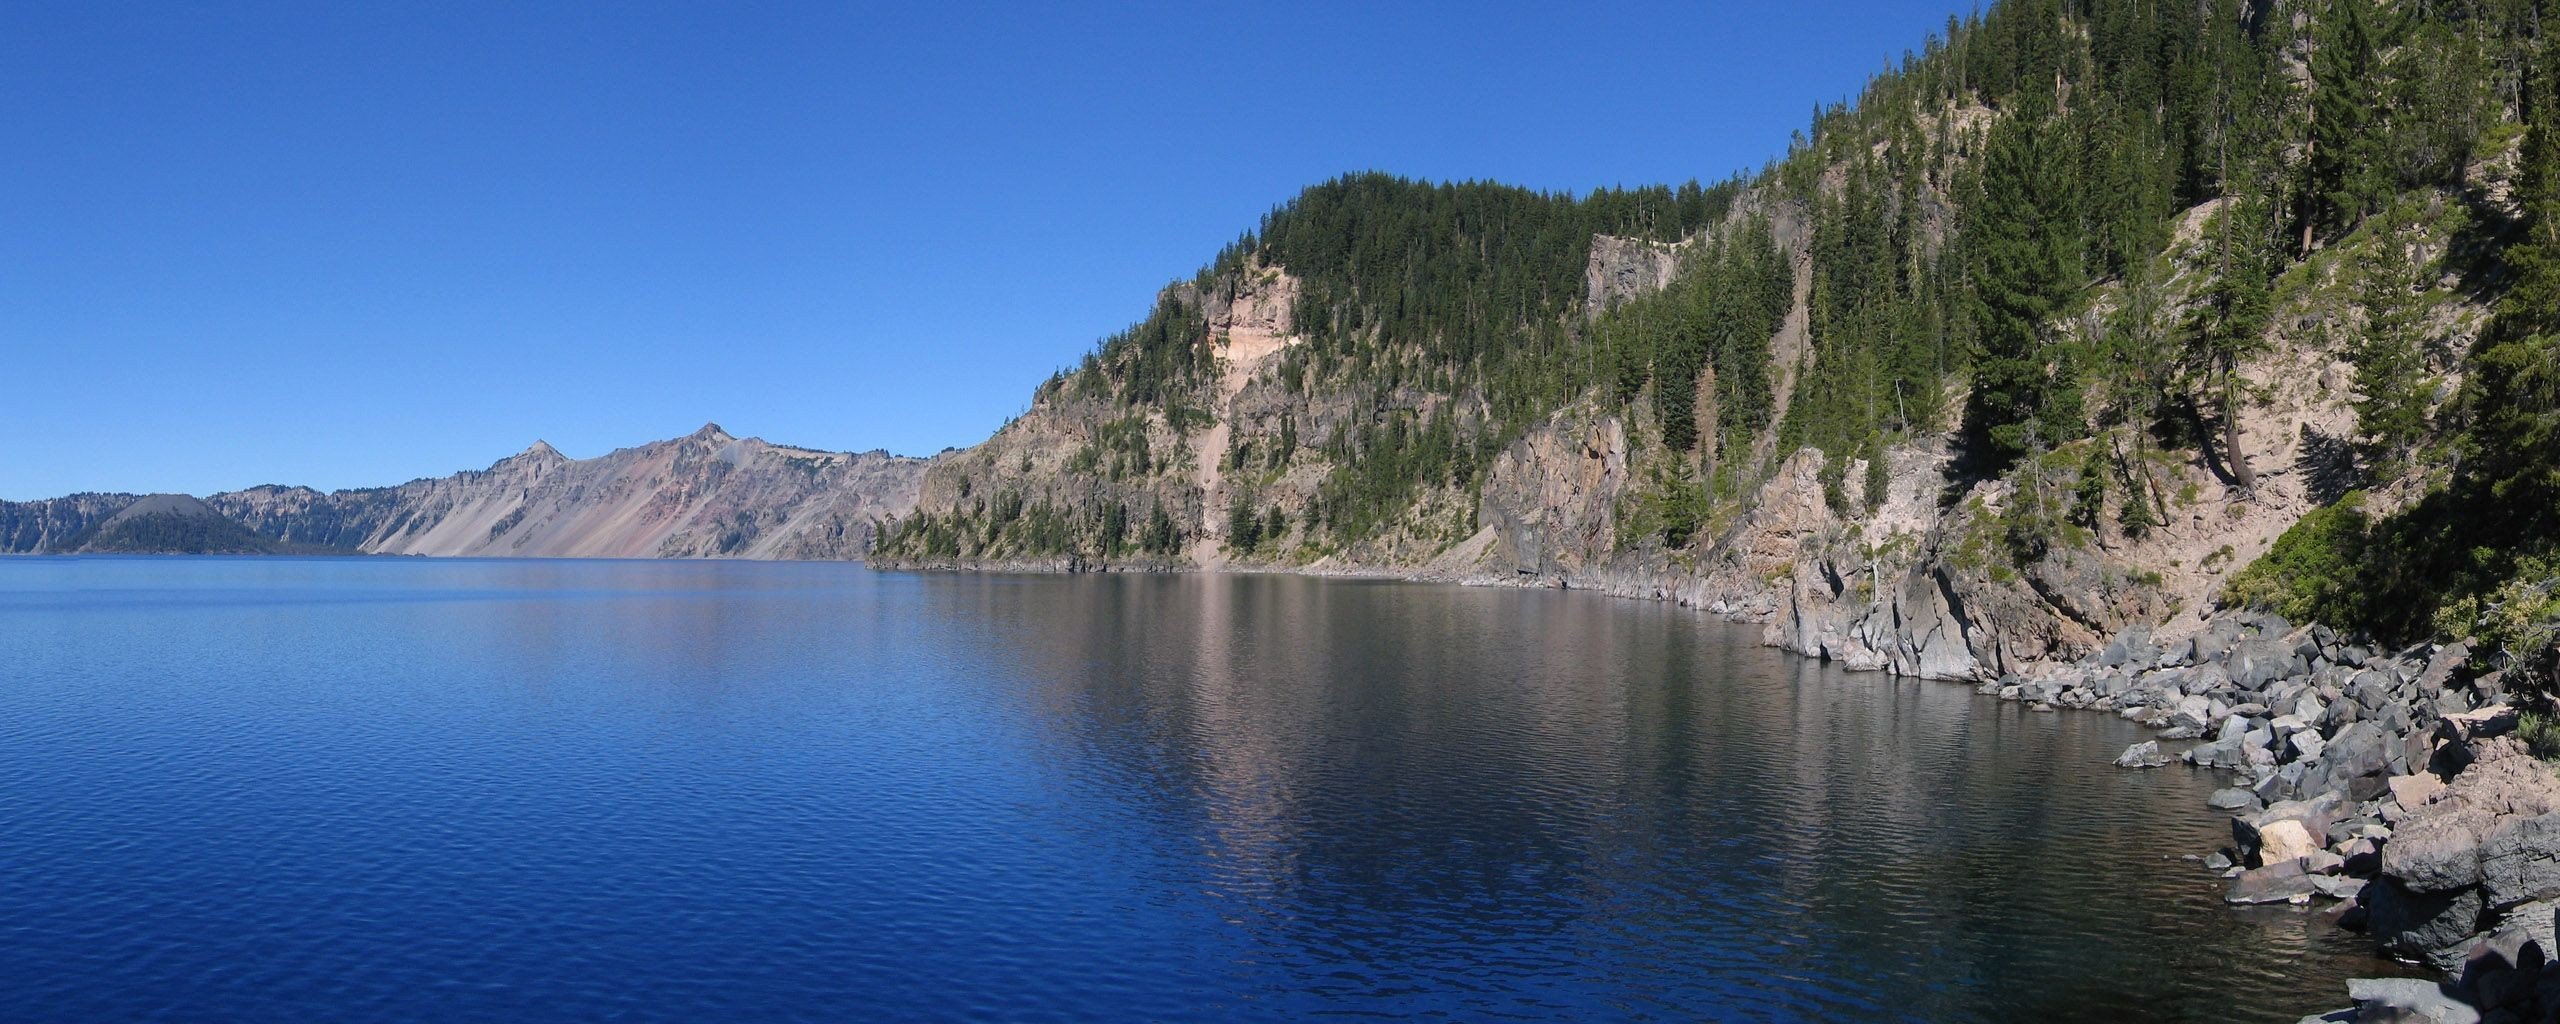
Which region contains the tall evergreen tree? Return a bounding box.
[2308,0,2391,246]
[2458,24,2560,534]
[2349,210,2434,477]
[2188,196,2278,494]
[1963,97,2086,472]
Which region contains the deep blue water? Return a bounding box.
[0,558,2402,1022]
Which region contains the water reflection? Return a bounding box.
[0,559,2407,1023]
[934,572,2406,1022]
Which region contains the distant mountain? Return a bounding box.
[0,425,931,560]
[70,494,277,554]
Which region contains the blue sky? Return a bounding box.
[1,1,1969,499]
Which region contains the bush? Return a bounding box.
[2471,563,2560,707]
[2520,710,2560,760]
[2222,492,2370,624]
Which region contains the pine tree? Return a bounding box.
[2187,197,2276,495]
[1962,96,2085,472]
[2349,211,2433,477]
[1226,501,1262,555]
[2458,25,2560,534]
[2308,0,2390,246]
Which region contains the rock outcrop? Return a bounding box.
[1582,234,1685,316]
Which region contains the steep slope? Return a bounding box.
[4,427,931,559]
[210,425,930,559]
[73,494,278,554]
[878,0,2558,691]
[0,492,140,552]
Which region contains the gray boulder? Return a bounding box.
[2316,875,2369,900]
[2368,879,2490,972]
[2453,925,2546,1015]
[2482,811,2560,909]
[2230,639,2304,691]
[2417,642,2473,696]
[2388,809,2497,893]
[2344,976,2481,1023]
[2320,721,2397,792]
[2228,858,2320,903]
[2239,793,2346,865]
[2209,787,2261,810]
[2114,740,2171,769]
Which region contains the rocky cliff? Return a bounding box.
[877,172,2404,686]
[3,425,931,559]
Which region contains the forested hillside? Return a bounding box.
[877,0,2560,691]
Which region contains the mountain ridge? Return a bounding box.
[0,428,933,559]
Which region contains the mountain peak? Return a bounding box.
[103,493,215,526]
[692,422,733,442]
[519,440,565,460]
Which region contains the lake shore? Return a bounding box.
[875,554,2560,1021]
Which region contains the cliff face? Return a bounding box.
[208,425,929,559]
[881,160,2507,685]
[3,426,930,559]
[0,493,139,553]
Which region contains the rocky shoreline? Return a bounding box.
[873,558,2559,1020]
[2003,613,2560,1023]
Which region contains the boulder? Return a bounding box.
[2344,976,2482,1023]
[2316,875,2369,900]
[2454,925,2546,1015]
[2255,819,2324,867]
[2209,787,2261,811]
[2185,738,2242,769]
[2229,858,2321,904]
[2418,642,2474,696]
[2171,694,2215,732]
[2437,690,2477,719]
[2482,812,2560,909]
[2191,629,2235,666]
[2231,638,2303,691]
[2393,773,2449,814]
[2320,721,2397,792]
[2501,898,2560,962]
[2369,880,2490,972]
[2099,627,2154,668]
[2342,837,2384,877]
[2388,809,2497,893]
[2354,671,2400,712]
[2114,740,2171,769]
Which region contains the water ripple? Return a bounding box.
[0,559,2412,1022]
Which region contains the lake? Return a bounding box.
[0,557,2405,1021]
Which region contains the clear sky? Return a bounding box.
[2,1,1969,500]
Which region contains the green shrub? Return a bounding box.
[2222,491,2370,623]
[2520,710,2560,761]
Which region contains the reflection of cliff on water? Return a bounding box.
[922,571,2393,1021]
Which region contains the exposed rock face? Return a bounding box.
[1474,409,1629,578]
[4,427,930,560]
[0,492,137,552]
[1582,234,1684,316]
[209,425,929,559]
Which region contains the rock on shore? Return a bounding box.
[2010,612,2560,1021]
